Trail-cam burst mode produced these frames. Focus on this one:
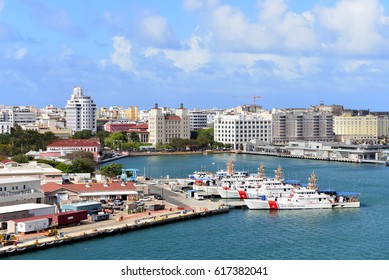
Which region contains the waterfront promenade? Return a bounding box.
[0,183,228,257]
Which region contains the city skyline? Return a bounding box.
[1,0,389,111]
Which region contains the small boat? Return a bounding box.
[245,172,360,210]
[46,241,55,245]
[36,243,46,247]
[16,247,26,251]
[5,248,16,253]
[55,239,64,244]
[105,229,114,233]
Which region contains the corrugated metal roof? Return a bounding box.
[0,203,55,214]
[48,139,100,147]
[0,176,41,184]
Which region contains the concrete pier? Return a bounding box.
[0,184,229,257]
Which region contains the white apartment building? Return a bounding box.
[189,110,208,131]
[213,112,272,150]
[65,86,97,133]
[148,103,190,146]
[333,114,389,143]
[8,106,37,127]
[0,122,11,134]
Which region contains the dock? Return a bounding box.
[0,184,229,257]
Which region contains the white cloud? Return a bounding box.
[315,0,389,54]
[5,47,28,60]
[183,0,219,12]
[138,15,177,48]
[341,60,372,73]
[195,0,318,53]
[110,35,133,72]
[145,35,211,72]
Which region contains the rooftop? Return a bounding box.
[48,139,100,147]
[0,203,55,214]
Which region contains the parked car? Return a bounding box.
[136,201,145,207]
[154,194,163,200]
[114,199,123,206]
[141,197,152,201]
[100,199,107,204]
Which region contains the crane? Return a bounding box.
[235,95,262,108]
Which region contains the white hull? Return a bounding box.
[332,202,360,208]
[244,198,333,210]
[218,188,262,199]
[199,185,220,196]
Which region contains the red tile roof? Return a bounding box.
[48,139,100,148]
[1,159,16,164]
[132,123,148,129]
[42,181,136,193]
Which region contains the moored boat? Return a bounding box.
[244,172,361,210]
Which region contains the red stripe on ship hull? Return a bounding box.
[238,190,248,199]
[268,200,278,210]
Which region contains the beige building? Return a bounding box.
[333,114,389,143]
[148,104,190,146]
[125,106,139,121]
[0,160,63,185]
[272,108,334,144]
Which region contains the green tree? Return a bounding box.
[42,132,59,147]
[0,133,11,145]
[73,130,93,139]
[96,131,110,147]
[36,159,58,167]
[65,150,94,162]
[55,162,70,172]
[11,154,32,163]
[106,132,128,150]
[0,144,12,157]
[129,132,140,142]
[100,163,123,178]
[67,158,95,174]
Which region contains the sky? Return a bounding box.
[1,0,389,111]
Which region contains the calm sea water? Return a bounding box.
[3,153,389,260]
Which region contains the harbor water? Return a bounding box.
[3,153,389,260]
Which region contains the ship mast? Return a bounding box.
[227,159,234,175]
[258,164,265,178]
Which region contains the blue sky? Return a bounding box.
[1,0,389,111]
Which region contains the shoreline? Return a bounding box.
[98,149,388,166]
[0,206,228,257]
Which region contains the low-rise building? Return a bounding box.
[0,176,44,207]
[333,114,389,143]
[46,139,101,160]
[42,181,139,205]
[0,160,63,185]
[0,203,56,230]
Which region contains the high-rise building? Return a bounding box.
[189,109,208,131]
[65,86,97,133]
[271,108,334,144]
[148,103,190,146]
[213,112,272,150]
[125,106,139,121]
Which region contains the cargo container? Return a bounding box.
[61,201,102,215]
[148,204,165,211]
[52,210,88,227]
[16,218,50,233]
[92,213,109,222]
